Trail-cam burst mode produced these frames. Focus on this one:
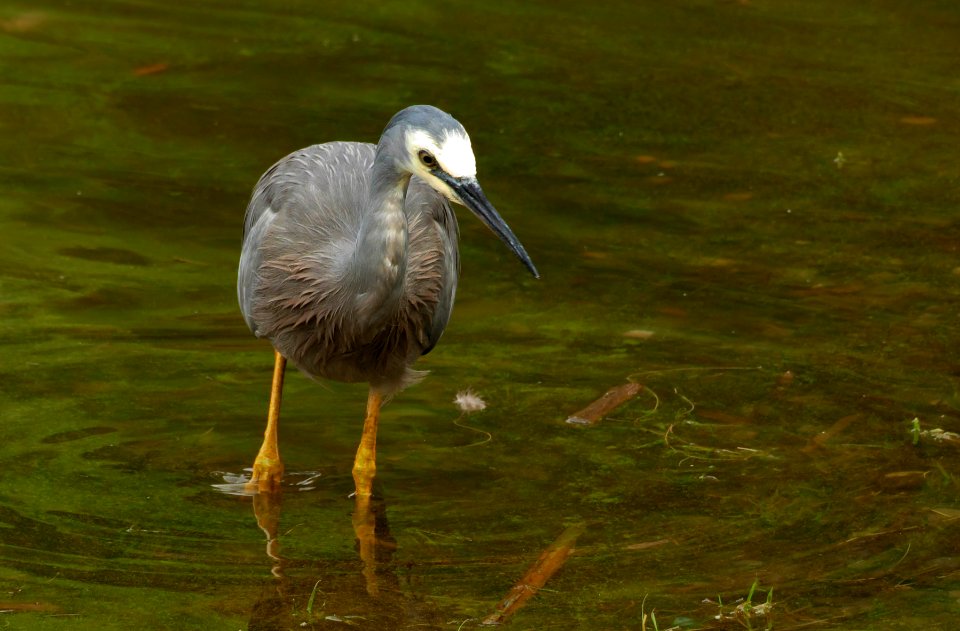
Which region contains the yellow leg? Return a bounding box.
[246,350,286,493]
[352,388,383,498]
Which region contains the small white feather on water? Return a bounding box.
[454,389,487,413]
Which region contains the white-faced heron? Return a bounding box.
[238,105,538,496]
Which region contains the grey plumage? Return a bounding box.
[238,105,536,397]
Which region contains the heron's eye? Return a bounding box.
[418,150,438,168]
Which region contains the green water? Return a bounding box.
[2,1,960,629]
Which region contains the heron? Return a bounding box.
[238,105,538,497]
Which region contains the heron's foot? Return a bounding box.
[245,455,284,494]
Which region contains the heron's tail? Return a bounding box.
[375,367,429,402]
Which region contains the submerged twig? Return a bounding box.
[481,523,586,625]
[566,383,644,426]
[802,413,862,454]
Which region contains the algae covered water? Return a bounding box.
[1,1,959,629]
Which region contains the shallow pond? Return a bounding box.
[1,1,959,629]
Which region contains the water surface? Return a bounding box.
[2,1,959,629]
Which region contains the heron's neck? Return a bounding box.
[350,158,411,323]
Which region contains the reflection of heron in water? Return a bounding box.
[247,490,441,629]
[237,105,537,498]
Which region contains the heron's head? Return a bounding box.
[382,105,539,278]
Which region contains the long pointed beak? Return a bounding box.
[439,174,539,279]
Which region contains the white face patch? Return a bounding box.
[404,128,478,203]
[436,130,476,178]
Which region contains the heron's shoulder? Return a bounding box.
[261,142,375,182]
[249,142,376,206]
[298,141,376,168]
[243,142,375,238]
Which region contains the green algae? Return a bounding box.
[1,1,960,629]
